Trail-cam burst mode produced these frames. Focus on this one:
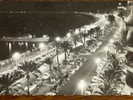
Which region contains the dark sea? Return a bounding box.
[0,13,96,60]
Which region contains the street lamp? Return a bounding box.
[66,33,71,38]
[113,34,118,38]
[39,42,45,50]
[28,34,32,38]
[55,36,61,67]
[12,52,21,61]
[103,46,109,52]
[32,43,35,48]
[43,35,50,41]
[77,80,87,95]
[25,42,28,48]
[12,52,21,66]
[55,36,61,42]
[74,29,79,35]
[95,58,101,64]
[109,39,115,43]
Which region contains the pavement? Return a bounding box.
[57,16,123,95]
[0,12,123,95]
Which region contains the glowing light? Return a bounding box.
[8,42,12,52]
[43,35,50,41]
[55,37,61,42]
[28,34,32,38]
[95,58,101,64]
[25,42,28,47]
[39,43,45,50]
[77,80,87,91]
[74,29,79,35]
[118,2,122,6]
[103,46,109,52]
[113,34,118,38]
[12,52,21,61]
[66,33,71,38]
[80,28,85,32]
[43,35,47,38]
[32,43,35,47]
[109,39,114,43]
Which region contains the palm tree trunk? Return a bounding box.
[74,40,77,47]
[49,64,53,82]
[80,34,84,44]
[5,87,9,95]
[26,73,30,95]
[83,35,86,47]
[56,48,60,72]
[65,51,67,61]
[56,49,59,64]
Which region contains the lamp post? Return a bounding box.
[55,36,61,67]
[109,39,115,44]
[77,80,87,95]
[12,52,21,66]
[82,29,88,47]
[66,33,71,39]
[95,58,101,65]
[39,42,45,51]
[103,46,109,52]
[73,29,80,47]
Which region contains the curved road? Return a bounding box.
[57,16,123,95]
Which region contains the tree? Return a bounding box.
[118,10,124,21]
[88,53,126,95]
[108,14,115,23]
[89,28,95,39]
[45,58,53,73]
[55,40,61,67]
[0,70,24,95]
[113,41,123,53]
[18,61,40,95]
[81,32,88,47]
[95,26,102,38]
[73,35,79,47]
[45,57,54,82]
[60,41,72,62]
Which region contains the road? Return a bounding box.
[0,12,104,74]
[57,16,123,95]
[0,37,49,42]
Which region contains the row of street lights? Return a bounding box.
[9,17,107,95]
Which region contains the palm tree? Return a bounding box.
[113,41,123,53]
[45,57,54,82]
[0,70,24,95]
[81,32,88,47]
[95,26,101,38]
[118,10,125,21]
[45,58,52,73]
[108,14,115,24]
[18,61,40,95]
[90,28,95,39]
[73,35,79,47]
[60,41,72,62]
[0,74,14,95]
[91,53,125,95]
[55,37,61,66]
[93,68,124,95]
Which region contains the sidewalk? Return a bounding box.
[57,15,122,95]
